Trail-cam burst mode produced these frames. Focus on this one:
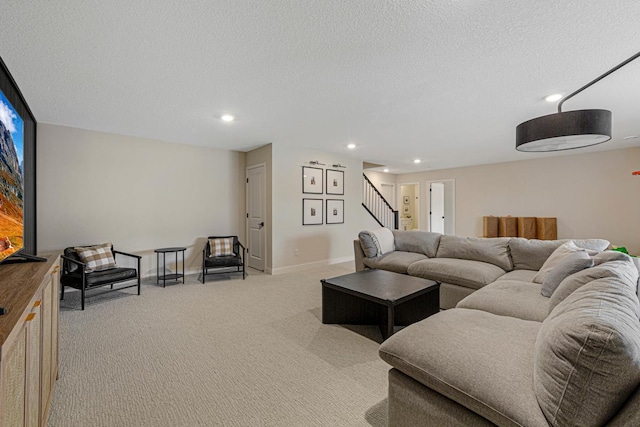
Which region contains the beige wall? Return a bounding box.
[271,145,379,273]
[397,147,640,254]
[37,124,246,277]
[245,144,273,271]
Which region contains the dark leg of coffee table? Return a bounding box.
[381,304,394,340]
[395,287,440,326]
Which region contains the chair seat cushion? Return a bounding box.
[61,267,138,289]
[205,255,243,268]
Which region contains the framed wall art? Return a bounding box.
[326,169,344,195]
[302,166,323,194]
[303,198,323,225]
[403,196,410,204]
[326,199,344,224]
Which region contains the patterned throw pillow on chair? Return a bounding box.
[209,238,235,257]
[74,242,117,273]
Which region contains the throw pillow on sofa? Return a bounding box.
[540,252,593,297]
[533,241,585,284]
[358,228,395,257]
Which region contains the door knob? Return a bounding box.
[259,222,265,228]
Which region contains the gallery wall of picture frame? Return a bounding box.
[302,164,345,225]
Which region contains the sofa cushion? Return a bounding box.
[457,280,549,322]
[509,238,564,271]
[358,228,395,257]
[392,230,441,258]
[358,231,379,258]
[571,238,610,252]
[535,277,640,427]
[509,238,610,271]
[495,269,537,283]
[533,241,585,284]
[436,236,512,271]
[362,251,428,274]
[540,251,593,297]
[407,258,506,290]
[379,309,548,427]
[549,258,640,314]
[592,250,633,265]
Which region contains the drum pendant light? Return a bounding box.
[516,51,640,152]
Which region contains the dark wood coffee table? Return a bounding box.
[321,269,439,340]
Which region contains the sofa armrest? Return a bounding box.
[354,240,366,271]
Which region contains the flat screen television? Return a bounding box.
[0,57,42,264]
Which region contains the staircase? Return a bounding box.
[362,174,398,229]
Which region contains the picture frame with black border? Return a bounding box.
[326,169,344,195]
[303,198,323,225]
[302,166,323,194]
[326,199,344,224]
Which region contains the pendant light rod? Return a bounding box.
[557,50,640,113]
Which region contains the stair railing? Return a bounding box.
[362,174,399,229]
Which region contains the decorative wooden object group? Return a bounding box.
[483,216,557,240]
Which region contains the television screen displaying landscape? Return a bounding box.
[0,88,24,261]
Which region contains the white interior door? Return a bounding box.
[247,164,266,271]
[379,183,395,209]
[430,182,445,234]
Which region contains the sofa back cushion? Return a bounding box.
[392,230,441,258]
[509,239,564,271]
[547,261,622,314]
[436,236,512,271]
[509,238,610,271]
[534,277,640,427]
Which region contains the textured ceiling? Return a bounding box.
[1,0,639,172]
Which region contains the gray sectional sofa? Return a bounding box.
[354,229,640,426]
[354,229,610,309]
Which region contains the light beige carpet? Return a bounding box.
[48,263,390,427]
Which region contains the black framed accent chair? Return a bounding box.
[60,242,141,310]
[202,236,246,282]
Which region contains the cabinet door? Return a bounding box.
[40,276,53,422]
[26,300,42,427]
[50,263,60,386]
[0,324,27,427]
[40,261,60,425]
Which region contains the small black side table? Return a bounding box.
[155,247,186,287]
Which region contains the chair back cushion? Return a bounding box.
[73,243,117,273]
[208,236,237,257]
[63,247,84,274]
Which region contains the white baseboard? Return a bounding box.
[270,256,354,275]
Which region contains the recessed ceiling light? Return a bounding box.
[544,93,563,102]
[347,143,356,149]
[221,114,235,122]
[623,135,639,140]
[383,168,389,173]
[413,159,421,164]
